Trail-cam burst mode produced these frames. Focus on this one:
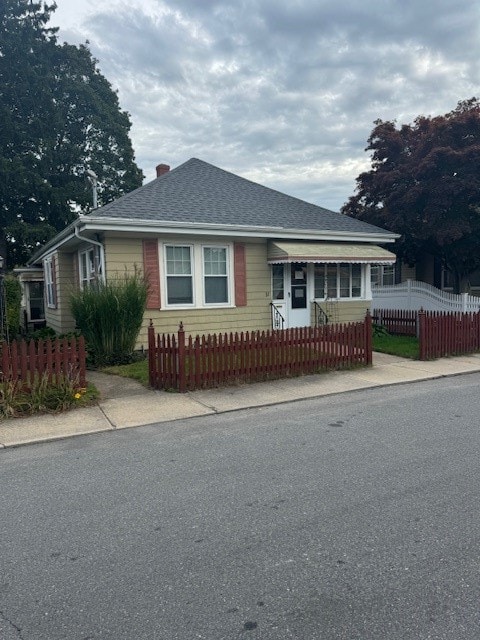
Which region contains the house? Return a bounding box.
[12,266,46,333]
[28,158,398,347]
[370,243,480,296]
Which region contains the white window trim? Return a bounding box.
[163,244,195,307]
[78,246,103,289]
[271,264,285,301]
[313,263,365,301]
[201,244,231,307]
[371,264,395,287]
[161,242,234,309]
[44,256,56,308]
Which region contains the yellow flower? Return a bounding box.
[74,393,82,399]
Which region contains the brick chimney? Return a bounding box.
[156,163,170,177]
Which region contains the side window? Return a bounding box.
[79,248,95,288]
[44,257,56,307]
[371,265,395,286]
[28,281,45,320]
[382,265,395,286]
[78,246,103,288]
[272,264,285,300]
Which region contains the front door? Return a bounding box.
[288,263,310,327]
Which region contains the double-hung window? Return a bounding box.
[79,248,96,289]
[163,243,232,307]
[203,247,228,304]
[165,245,193,305]
[44,256,56,307]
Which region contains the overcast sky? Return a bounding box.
[51,0,479,211]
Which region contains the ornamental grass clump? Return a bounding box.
[0,371,91,419]
[70,270,148,367]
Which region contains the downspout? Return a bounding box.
[74,225,106,284]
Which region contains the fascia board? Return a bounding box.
[79,217,399,244]
[28,229,77,265]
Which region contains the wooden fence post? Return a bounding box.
[365,309,373,365]
[418,309,426,360]
[178,322,186,393]
[147,320,156,388]
[78,335,86,387]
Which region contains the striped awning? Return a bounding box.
[267,241,396,265]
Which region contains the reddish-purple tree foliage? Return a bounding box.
[342,98,480,292]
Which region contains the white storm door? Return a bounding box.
[287,263,310,328]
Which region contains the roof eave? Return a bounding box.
[27,215,398,266]
[78,216,399,243]
[28,220,79,265]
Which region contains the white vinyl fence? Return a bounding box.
[372,280,480,313]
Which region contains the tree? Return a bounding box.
[342,98,480,292]
[0,0,144,268]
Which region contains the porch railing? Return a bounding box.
[270,302,285,330]
[313,301,329,326]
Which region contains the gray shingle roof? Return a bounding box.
[88,158,387,235]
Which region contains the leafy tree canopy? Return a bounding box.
[0,0,144,267]
[342,98,480,292]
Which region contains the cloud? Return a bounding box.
[52,0,480,210]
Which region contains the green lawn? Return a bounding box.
[101,359,149,385]
[373,334,419,359]
[99,334,420,387]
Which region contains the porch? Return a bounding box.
[267,240,396,330]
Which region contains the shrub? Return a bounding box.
[28,326,57,341]
[372,323,390,338]
[70,269,148,367]
[0,372,95,419]
[1,275,22,340]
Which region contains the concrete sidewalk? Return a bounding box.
[1,351,480,449]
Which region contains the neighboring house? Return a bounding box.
[28,158,398,348]
[409,255,480,295]
[13,267,46,332]
[378,255,480,296]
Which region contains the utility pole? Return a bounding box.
[87,169,98,209]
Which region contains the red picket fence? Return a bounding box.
[0,336,86,389]
[372,309,417,336]
[148,314,373,392]
[419,310,480,360]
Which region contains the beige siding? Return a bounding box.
[104,236,144,276]
[44,251,76,334]
[311,300,371,325]
[45,235,373,347]
[102,236,272,348]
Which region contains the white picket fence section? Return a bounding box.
[372,279,480,312]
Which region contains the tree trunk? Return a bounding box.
[453,271,471,294]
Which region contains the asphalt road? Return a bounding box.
[1,374,480,639]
